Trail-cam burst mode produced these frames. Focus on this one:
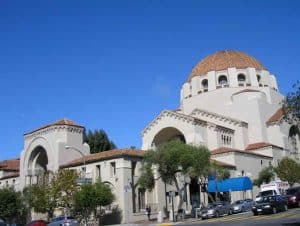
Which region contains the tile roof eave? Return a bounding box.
[60,149,145,169]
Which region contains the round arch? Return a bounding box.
[151,127,186,147]
[218,75,228,85]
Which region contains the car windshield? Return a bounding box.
[286,189,298,195]
[207,204,217,208]
[234,200,243,205]
[260,190,274,196]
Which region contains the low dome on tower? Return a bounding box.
[188,50,265,81]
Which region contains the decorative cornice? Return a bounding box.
[24,125,84,140]
[142,110,207,136]
[191,108,248,127]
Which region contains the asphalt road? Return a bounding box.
[178,208,300,226]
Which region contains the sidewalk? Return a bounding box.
[108,216,201,226]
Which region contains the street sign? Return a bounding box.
[76,178,92,184]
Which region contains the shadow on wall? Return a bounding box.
[101,207,122,225]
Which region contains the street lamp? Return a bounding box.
[65,145,86,183]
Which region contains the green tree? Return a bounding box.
[283,81,300,125]
[275,157,300,186]
[29,169,79,219]
[253,166,275,187]
[138,140,211,209]
[84,129,116,154]
[0,187,26,224]
[73,181,114,224]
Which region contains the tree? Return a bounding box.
[0,187,26,224]
[208,162,231,202]
[73,181,114,224]
[275,157,300,186]
[253,166,275,187]
[29,169,79,219]
[138,140,211,209]
[283,81,300,125]
[84,129,116,154]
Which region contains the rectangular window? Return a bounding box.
[96,165,101,179]
[138,188,146,211]
[110,162,116,177]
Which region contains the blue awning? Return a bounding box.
[208,176,253,192]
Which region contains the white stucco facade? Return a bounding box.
[1,50,299,224]
[141,50,300,214]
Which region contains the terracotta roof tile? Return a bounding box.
[188,50,265,81]
[24,118,84,135]
[211,147,272,158]
[246,142,283,151]
[210,159,236,169]
[266,108,285,125]
[61,149,145,168]
[0,159,20,171]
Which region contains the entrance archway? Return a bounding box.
[152,127,186,148]
[27,146,48,183]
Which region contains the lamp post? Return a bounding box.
[65,145,86,183]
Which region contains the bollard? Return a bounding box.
[169,209,173,222]
[157,211,163,223]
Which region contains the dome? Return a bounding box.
[188,50,265,81]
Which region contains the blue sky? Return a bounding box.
[0,0,299,160]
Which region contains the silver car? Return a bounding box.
[230,199,254,213]
[48,216,78,226]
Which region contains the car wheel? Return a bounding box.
[253,212,258,216]
[201,217,206,220]
[272,207,277,214]
[215,212,220,218]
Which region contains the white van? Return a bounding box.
[255,180,289,201]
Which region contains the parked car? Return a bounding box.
[48,216,78,226]
[0,219,6,226]
[230,199,253,213]
[27,220,48,226]
[200,202,231,219]
[285,186,300,208]
[252,195,288,215]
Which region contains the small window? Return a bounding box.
[110,162,116,177]
[201,79,208,89]
[237,74,246,82]
[261,160,263,165]
[257,74,261,82]
[96,165,101,179]
[218,75,228,85]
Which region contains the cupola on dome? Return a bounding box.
[188,50,265,81]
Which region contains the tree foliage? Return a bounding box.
[84,129,116,154]
[0,187,26,224]
[253,166,275,187]
[139,140,211,208]
[73,181,114,224]
[275,157,300,186]
[283,81,300,125]
[29,169,79,219]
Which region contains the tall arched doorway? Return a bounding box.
[27,146,48,184]
[151,127,186,148]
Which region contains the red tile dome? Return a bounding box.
[188,50,265,81]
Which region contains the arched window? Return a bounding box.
[218,75,228,85]
[257,74,261,82]
[201,79,208,90]
[289,125,299,154]
[237,74,246,82]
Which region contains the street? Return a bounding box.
[175,208,300,226]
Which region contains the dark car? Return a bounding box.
[252,195,288,215]
[48,216,78,226]
[286,186,300,208]
[27,220,48,226]
[200,202,231,219]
